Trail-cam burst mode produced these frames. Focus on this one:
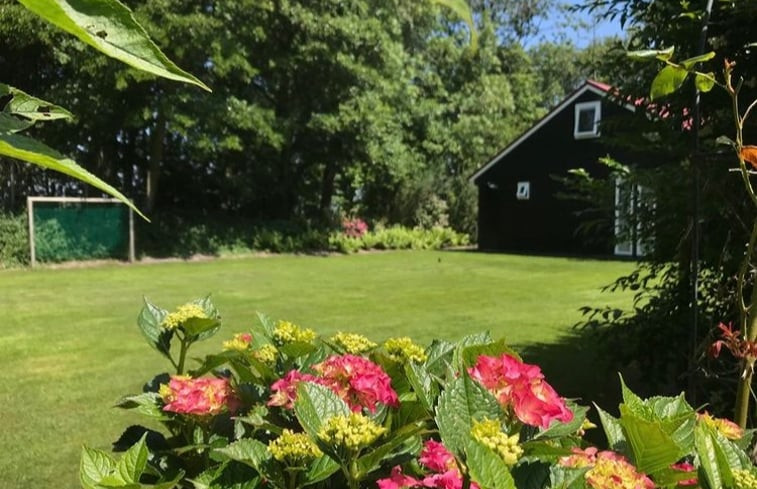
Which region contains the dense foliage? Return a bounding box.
[556,1,757,416]
[0,0,611,234]
[82,297,757,489]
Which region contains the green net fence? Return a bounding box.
[32,200,129,263]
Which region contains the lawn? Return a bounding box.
[0,250,634,489]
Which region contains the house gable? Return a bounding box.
[470,81,632,185]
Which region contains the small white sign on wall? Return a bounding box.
[516,181,530,200]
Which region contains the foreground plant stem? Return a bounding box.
[728,67,757,427]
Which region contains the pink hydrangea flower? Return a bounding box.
[468,354,573,429]
[671,462,698,487]
[378,440,479,489]
[161,375,238,416]
[342,218,368,238]
[418,440,456,473]
[268,355,398,412]
[377,466,421,489]
[267,370,326,409]
[314,354,399,412]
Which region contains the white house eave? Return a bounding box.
[469,83,634,184]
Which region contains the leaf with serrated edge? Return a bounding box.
[466,439,516,489]
[619,406,685,474]
[17,0,209,91]
[0,132,146,219]
[435,374,502,456]
[294,382,350,436]
[116,434,148,483]
[80,446,116,489]
[595,404,626,450]
[137,298,171,356]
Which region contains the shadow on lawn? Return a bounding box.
[517,328,650,418]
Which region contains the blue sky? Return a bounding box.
[526,2,625,48]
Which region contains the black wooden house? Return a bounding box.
[470,80,644,257]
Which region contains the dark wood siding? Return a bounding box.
[476,91,635,255]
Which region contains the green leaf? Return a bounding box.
[215,439,285,488]
[424,339,455,376]
[17,0,210,91]
[116,434,148,484]
[595,404,626,451]
[511,461,550,489]
[255,312,276,339]
[356,422,425,475]
[695,423,724,489]
[182,317,221,338]
[304,456,340,486]
[650,65,689,101]
[549,465,589,489]
[619,406,686,474]
[114,393,165,419]
[681,51,716,69]
[279,341,318,358]
[435,373,502,456]
[149,471,185,489]
[466,439,516,489]
[695,73,716,93]
[80,446,116,489]
[0,113,34,133]
[404,362,438,413]
[294,382,350,436]
[0,132,147,219]
[432,0,478,49]
[534,402,588,440]
[462,338,520,368]
[137,298,172,357]
[0,83,73,120]
[626,46,675,61]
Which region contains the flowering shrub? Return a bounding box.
[80,297,757,489]
[342,218,369,238]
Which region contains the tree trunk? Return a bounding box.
[146,110,166,213]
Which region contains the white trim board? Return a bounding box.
[469,82,634,184]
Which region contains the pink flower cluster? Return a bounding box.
[268,354,399,412]
[468,354,573,429]
[671,462,698,487]
[342,218,368,238]
[161,375,238,416]
[378,440,479,489]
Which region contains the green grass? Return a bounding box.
[0,250,634,489]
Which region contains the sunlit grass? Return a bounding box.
[0,250,634,489]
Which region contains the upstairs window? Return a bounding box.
[574,101,601,139]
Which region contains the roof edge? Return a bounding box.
[469,81,613,185]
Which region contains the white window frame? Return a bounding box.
[574,100,601,139]
[516,181,530,200]
[614,179,650,257]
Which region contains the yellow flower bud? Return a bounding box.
[273,320,317,345]
[384,337,427,363]
[268,429,322,465]
[317,413,386,451]
[331,332,377,354]
[161,304,207,331]
[471,418,523,466]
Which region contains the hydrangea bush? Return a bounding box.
[81,297,757,489]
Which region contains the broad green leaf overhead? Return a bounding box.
[433,0,478,49]
[17,0,210,91]
[1,83,73,120]
[650,65,689,101]
[0,132,146,219]
[627,46,675,61]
